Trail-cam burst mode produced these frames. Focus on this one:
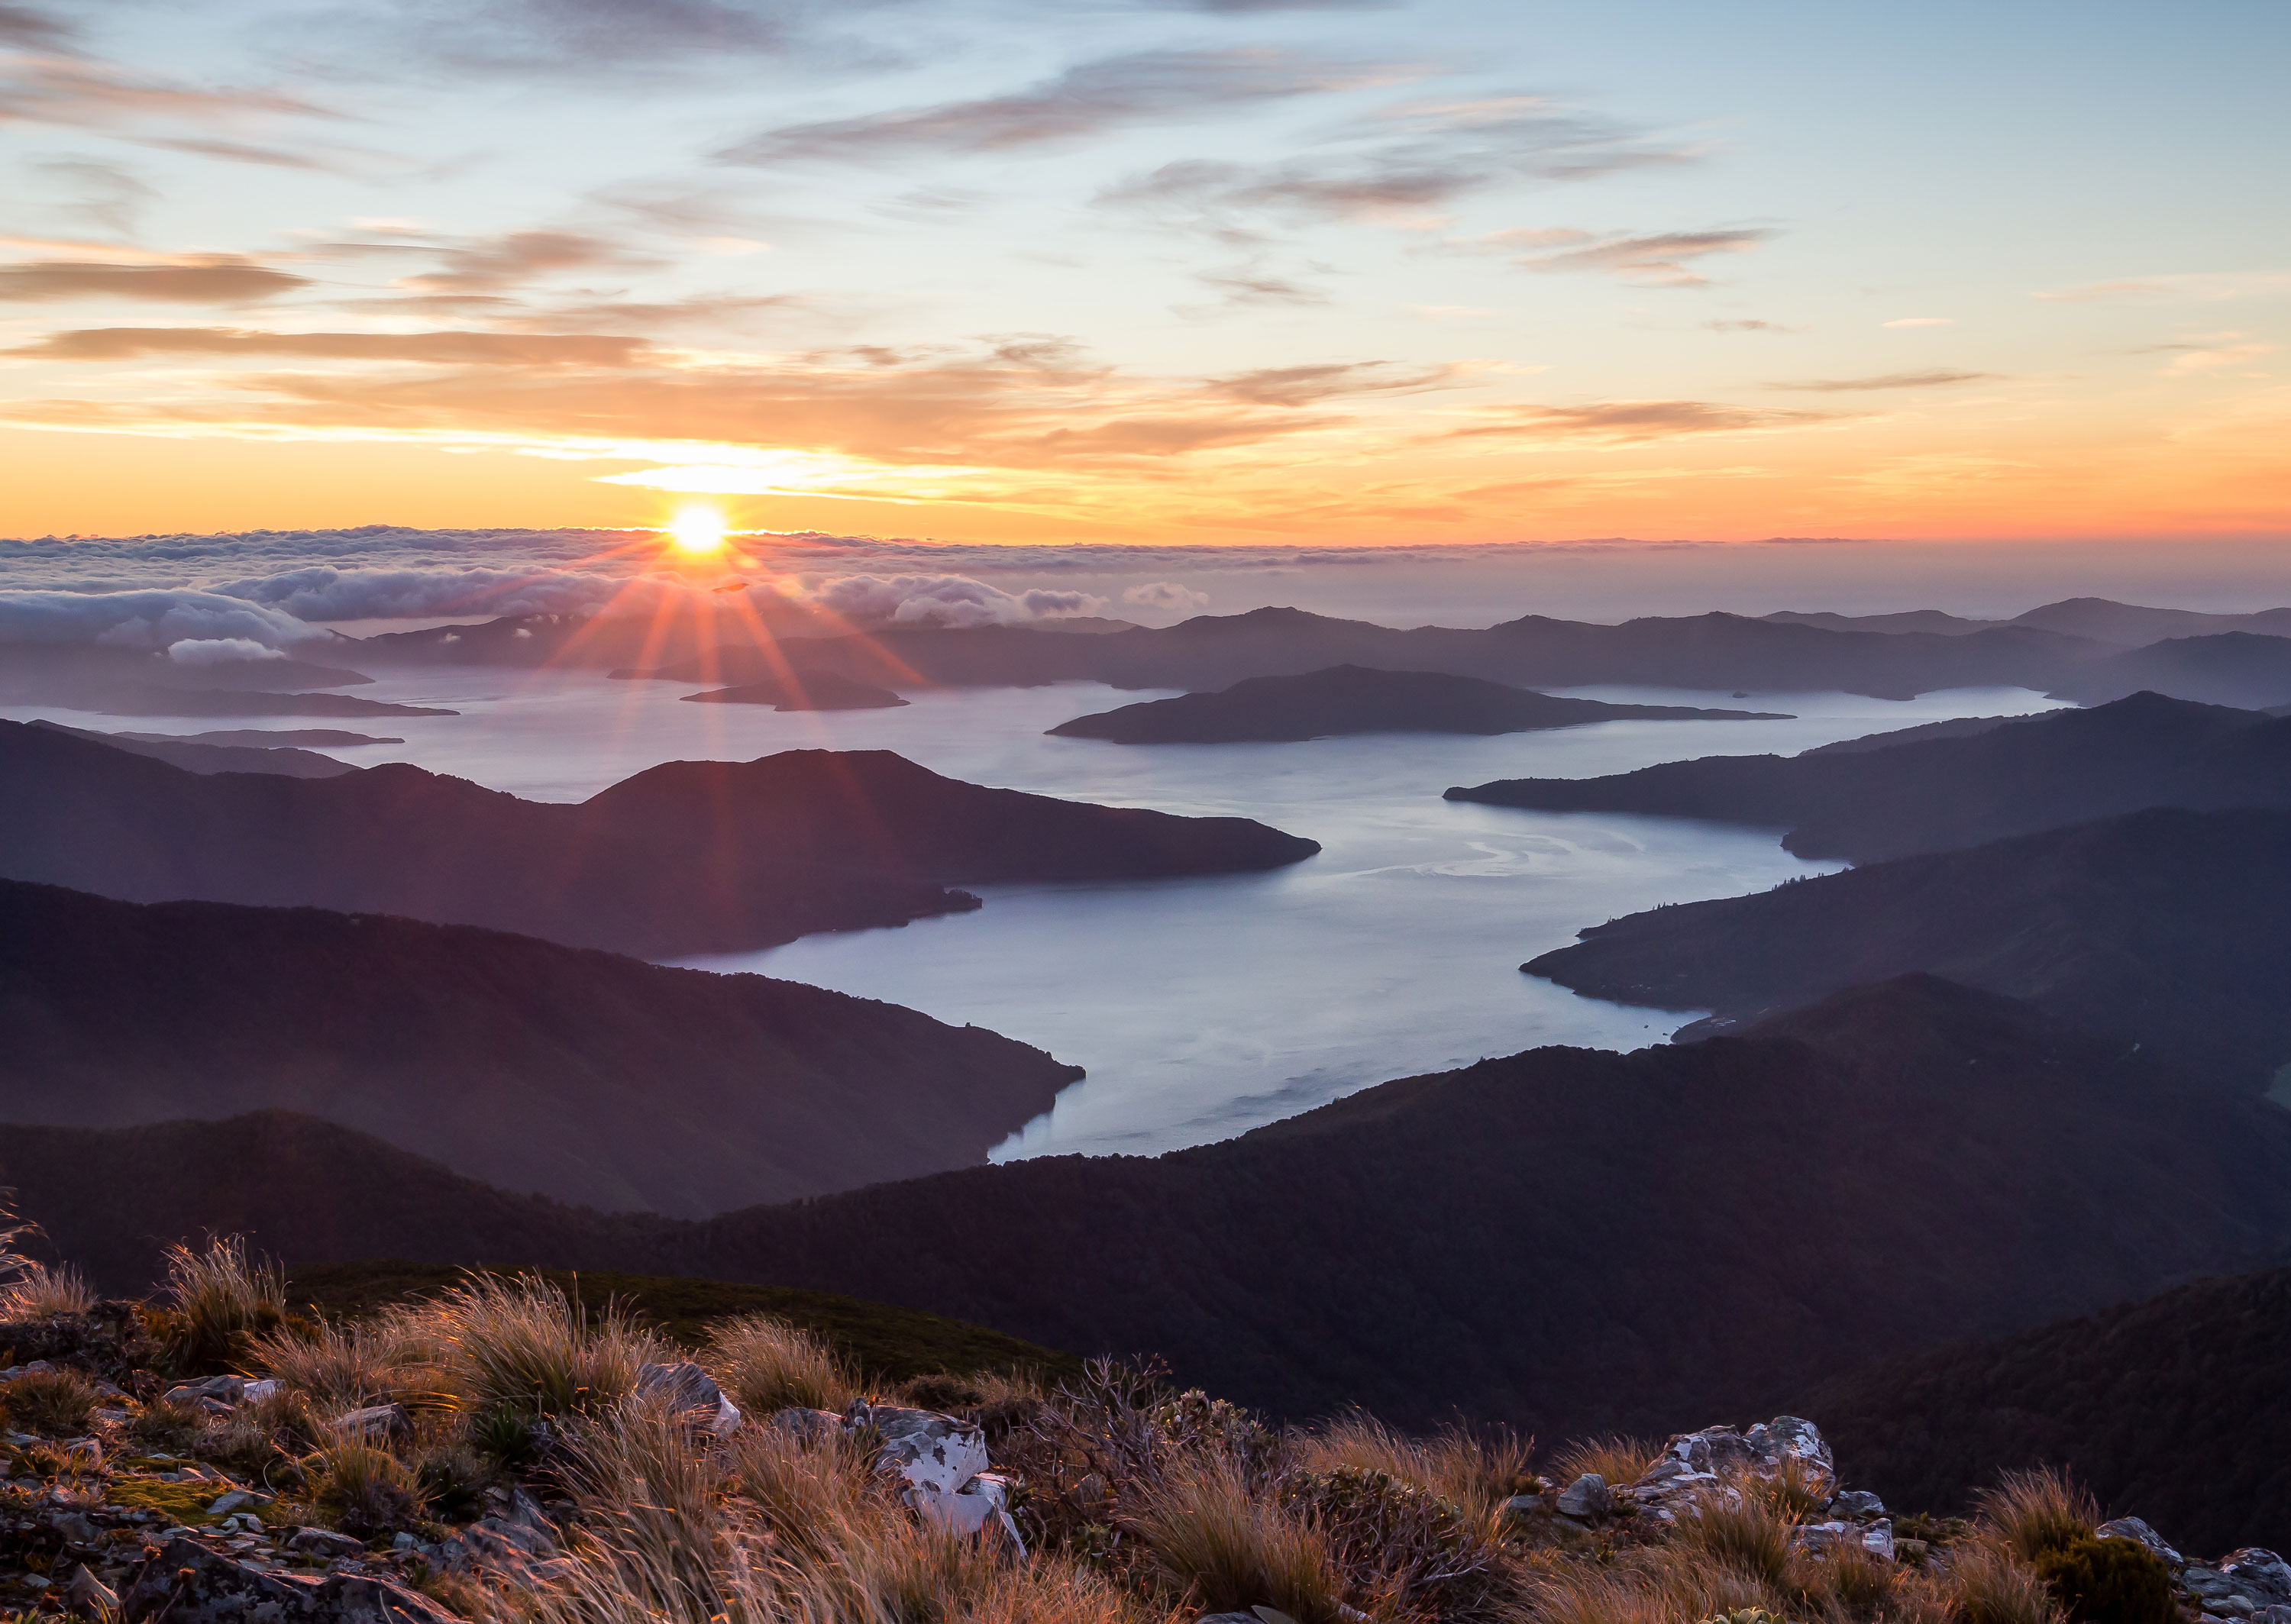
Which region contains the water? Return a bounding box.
[6,670,2070,1157]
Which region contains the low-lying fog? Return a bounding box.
[4,672,2069,1157]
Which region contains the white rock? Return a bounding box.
[1628,1416,1836,1522]
[848,1404,991,1496]
[239,1379,283,1405]
[635,1361,742,1436]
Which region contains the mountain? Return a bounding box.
[428,605,2114,700]
[86,689,454,718]
[18,978,2291,1442]
[1045,665,1789,743]
[1522,806,2291,1090]
[1800,1262,2291,1555]
[2011,596,2291,644]
[0,878,1081,1215]
[111,728,401,747]
[1447,692,2291,862]
[1763,609,2002,636]
[28,720,358,779]
[680,673,908,709]
[574,748,1320,882]
[2045,631,2291,709]
[0,723,1311,954]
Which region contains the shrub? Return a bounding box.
[161,1236,287,1372]
[0,1368,101,1435]
[307,1438,425,1539]
[1281,1463,1501,1619]
[699,1312,857,1416]
[0,1264,96,1322]
[1979,1469,2098,1564]
[2032,1535,2177,1624]
[1127,1456,1348,1624]
[412,1442,493,1524]
[470,1403,544,1469]
[1291,1413,1536,1530]
[428,1273,665,1418]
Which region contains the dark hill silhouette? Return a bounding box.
[2010,596,2291,644]
[29,719,357,778]
[1520,806,2291,1090]
[87,689,454,718]
[575,748,1319,882]
[0,720,970,956]
[1763,609,2000,636]
[1447,692,2291,861]
[2046,631,2291,709]
[680,672,907,709]
[1798,1263,2291,1555]
[16,979,2291,1444]
[0,879,1081,1215]
[1045,666,1787,743]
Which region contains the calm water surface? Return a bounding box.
[10,670,2069,1157]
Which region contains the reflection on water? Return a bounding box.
[5,670,2069,1157]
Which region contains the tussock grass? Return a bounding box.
[1292,1412,1535,1529]
[307,1435,426,1538]
[1680,1489,1798,1590]
[1545,1434,1660,1490]
[1,1367,102,1434]
[248,1316,442,1408]
[1127,1456,1348,1624]
[701,1312,858,1416]
[427,1272,666,1418]
[0,1262,96,1320]
[163,1235,287,1370]
[1946,1537,2070,1624]
[1979,1468,2099,1564]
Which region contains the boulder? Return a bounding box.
[1795,1519,1895,1561]
[1556,1474,1611,1519]
[1627,1416,1836,1522]
[763,1406,845,1444]
[121,1535,456,1624]
[240,1380,283,1405]
[331,1404,412,1443]
[285,1528,367,1560]
[845,1403,1021,1550]
[635,1361,742,1436]
[435,1486,557,1577]
[1830,1490,1887,1520]
[2099,1516,2183,1568]
[160,1375,247,1408]
[2224,1554,2291,1606]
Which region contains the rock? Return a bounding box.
[1627,1416,1836,1522]
[121,1536,456,1624]
[1556,1474,1611,1519]
[2099,1516,2183,1568]
[331,1404,411,1443]
[50,1509,99,1545]
[1197,1615,1259,1624]
[848,1403,991,1496]
[1500,1493,1543,1522]
[207,1491,258,1519]
[2225,1554,2291,1606]
[286,1528,367,1560]
[160,1375,247,1408]
[239,1380,282,1405]
[1830,1490,1886,1519]
[60,1564,118,1617]
[434,1487,557,1577]
[916,1471,1025,1551]
[635,1361,742,1436]
[763,1406,844,1444]
[1795,1520,1895,1560]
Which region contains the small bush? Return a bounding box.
[162,1236,287,1372]
[0,1264,96,1322]
[1979,1469,2098,1564]
[1291,1413,1536,1530]
[471,1403,544,1469]
[0,1369,101,1435]
[1283,1463,1501,1619]
[700,1312,856,1416]
[2033,1535,2177,1624]
[429,1273,665,1418]
[308,1438,425,1539]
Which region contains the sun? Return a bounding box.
[666,505,729,556]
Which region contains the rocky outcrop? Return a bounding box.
[119,1535,456,1624]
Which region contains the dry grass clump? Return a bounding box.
[1544,1434,1661,1490]
[1978,1469,2098,1564]
[425,1272,666,1418]
[1291,1413,1535,1529]
[700,1312,858,1416]
[1944,1538,2070,1624]
[248,1315,443,1409]
[1129,1455,1347,1624]
[1679,1490,1798,1590]
[198,1387,331,1487]
[162,1235,288,1370]
[0,1367,102,1434]
[306,1436,426,1538]
[0,1263,96,1321]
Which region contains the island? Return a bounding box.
[681,673,908,710]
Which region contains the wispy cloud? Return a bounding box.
[1488,227,1773,287]
[27,156,157,237]
[1881,316,1953,328]
[0,258,309,302]
[1446,399,1831,442]
[1706,318,1795,333]
[2034,272,2291,304]
[1768,368,1996,392]
[8,327,658,366]
[1203,360,1454,405]
[722,50,1402,165]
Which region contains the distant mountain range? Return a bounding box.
[29,719,359,779]
[1045,665,1788,743]
[0,879,1079,1215]
[0,723,1314,956]
[1524,806,2291,1090]
[1449,692,2291,861]
[16,977,2289,1444]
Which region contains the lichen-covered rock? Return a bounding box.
[1794,1519,1895,1561]
[1628,1416,1836,1521]
[120,1535,455,1624]
[332,1403,412,1443]
[2100,1517,2184,1569]
[2223,1553,2291,1606]
[1556,1474,1611,1519]
[635,1361,742,1435]
[848,1403,990,1496]
[1830,1490,1887,1520]
[763,1406,843,1443]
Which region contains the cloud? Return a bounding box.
[786,573,1107,628]
[0,4,77,50]
[0,49,334,134]
[2033,273,2291,304]
[1446,399,1831,443]
[166,635,283,664]
[29,157,158,237]
[210,564,655,622]
[0,259,308,302]
[1204,360,1452,405]
[11,327,657,366]
[1494,228,1772,287]
[1881,316,1953,328]
[1191,266,1330,307]
[1705,318,1795,333]
[294,0,819,79]
[2157,341,2276,374]
[1123,580,1210,611]
[721,50,1403,164]
[0,588,318,648]
[144,136,337,171]
[392,230,654,296]
[1768,369,1997,392]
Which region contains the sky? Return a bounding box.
[1,0,2286,562]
